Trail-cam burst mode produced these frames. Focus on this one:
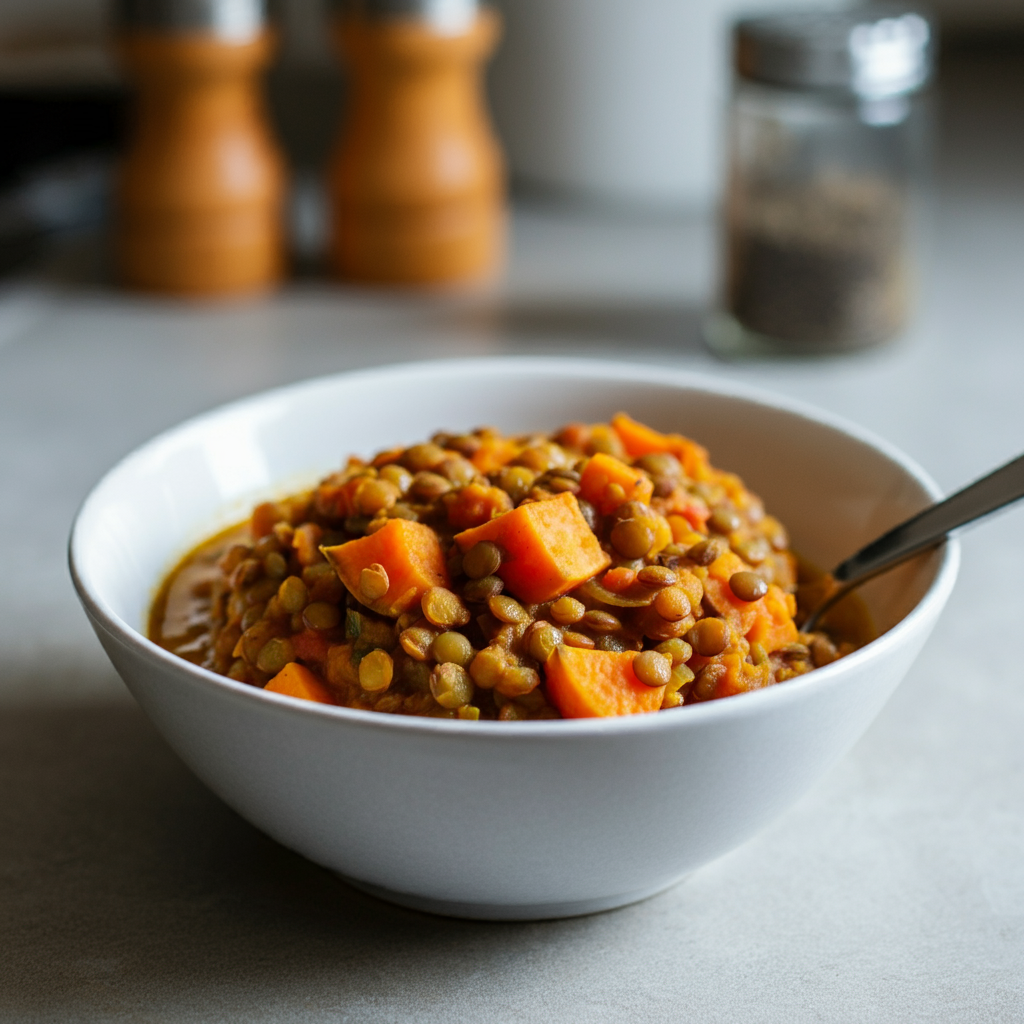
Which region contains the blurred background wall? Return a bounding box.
[0,0,1021,202]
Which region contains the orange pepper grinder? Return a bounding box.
[328,0,506,285]
[114,0,286,296]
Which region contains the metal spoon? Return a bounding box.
[802,451,1024,631]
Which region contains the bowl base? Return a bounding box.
[337,873,690,921]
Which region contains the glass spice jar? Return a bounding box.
[707,6,934,356]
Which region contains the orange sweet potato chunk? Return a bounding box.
[610,412,709,478]
[322,518,448,617]
[578,452,654,515]
[745,585,799,652]
[703,550,761,636]
[454,491,611,604]
[657,488,710,533]
[545,646,665,718]
[703,653,773,701]
[470,437,521,474]
[702,550,798,653]
[265,663,337,705]
[447,483,513,530]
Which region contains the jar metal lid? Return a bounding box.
[336,0,478,33]
[114,0,266,40]
[735,6,934,98]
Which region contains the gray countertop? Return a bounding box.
[1,48,1023,1023]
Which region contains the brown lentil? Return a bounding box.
[355,478,400,516]
[637,565,677,588]
[263,551,288,580]
[636,452,682,479]
[410,471,452,500]
[525,621,563,663]
[218,543,250,575]
[687,617,729,657]
[709,506,742,534]
[256,636,294,675]
[359,649,394,692]
[595,635,630,652]
[729,571,769,603]
[303,602,342,631]
[399,627,436,661]
[498,465,536,502]
[421,587,471,628]
[232,557,262,588]
[469,645,508,689]
[692,662,727,701]
[633,650,672,687]
[462,574,504,603]
[496,665,541,698]
[549,596,586,626]
[733,535,770,565]
[277,576,308,614]
[582,609,621,633]
[241,619,275,664]
[488,594,530,624]
[379,463,412,493]
[562,631,596,649]
[359,563,390,602]
[610,518,655,559]
[654,587,691,622]
[432,631,475,667]
[463,540,503,580]
[240,603,265,632]
[431,662,474,709]
[687,538,724,566]
[655,638,693,666]
[402,442,447,472]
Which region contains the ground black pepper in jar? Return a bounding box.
[708,7,934,356]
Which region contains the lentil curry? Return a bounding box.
[150,414,866,720]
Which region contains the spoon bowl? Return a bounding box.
[804,451,1024,631]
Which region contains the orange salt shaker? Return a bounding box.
[328,0,506,285]
[114,0,286,296]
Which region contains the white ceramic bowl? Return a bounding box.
[70,358,958,920]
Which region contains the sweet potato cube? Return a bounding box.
[454,491,611,604]
[322,518,449,618]
[703,550,761,636]
[578,452,654,515]
[545,646,665,718]
[610,412,709,478]
[470,437,521,474]
[745,585,799,653]
[447,483,513,530]
[702,550,798,653]
[702,652,773,701]
[265,663,337,705]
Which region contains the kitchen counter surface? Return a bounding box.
[1,48,1022,1023]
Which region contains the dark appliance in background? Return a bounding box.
[0,83,125,272]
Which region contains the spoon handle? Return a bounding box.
[834,451,1024,587]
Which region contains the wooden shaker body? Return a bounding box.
[116,33,286,296]
[328,10,505,285]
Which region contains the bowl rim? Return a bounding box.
[69,355,960,740]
